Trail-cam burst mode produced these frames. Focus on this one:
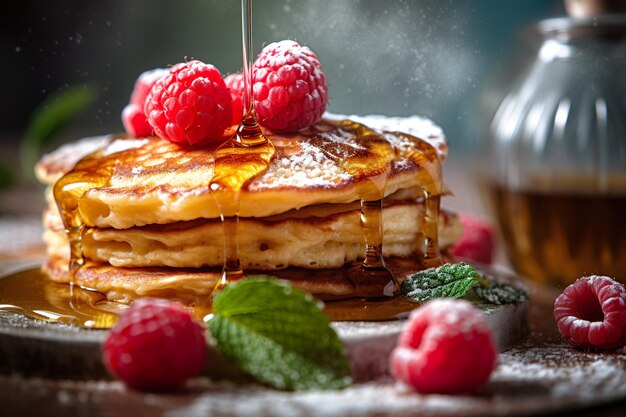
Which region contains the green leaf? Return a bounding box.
[21,85,97,180]
[208,277,352,391]
[400,262,480,302]
[474,278,528,305]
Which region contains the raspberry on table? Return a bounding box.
[253,40,328,132]
[450,214,494,265]
[103,298,207,391]
[144,60,232,146]
[224,72,244,126]
[390,299,497,394]
[121,68,167,137]
[554,276,626,350]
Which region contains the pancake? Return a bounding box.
[42,255,451,304]
[43,199,461,270]
[36,115,446,229]
[36,114,455,303]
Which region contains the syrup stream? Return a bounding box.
[241,0,254,120]
[210,0,275,289]
[423,193,441,262]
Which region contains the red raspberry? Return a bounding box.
[390,299,497,394]
[253,40,327,132]
[121,68,167,137]
[103,298,206,391]
[224,72,244,126]
[122,104,151,137]
[554,276,626,350]
[144,60,232,146]
[450,214,494,264]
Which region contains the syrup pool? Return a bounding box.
[0,266,422,329]
[0,268,120,329]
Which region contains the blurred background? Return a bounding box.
[1,1,564,155]
[0,0,565,260]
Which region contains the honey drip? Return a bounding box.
[49,136,147,324]
[53,146,109,279]
[396,132,444,267]
[301,120,395,296]
[210,0,275,289]
[53,137,147,280]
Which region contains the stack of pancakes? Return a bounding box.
[36,115,461,303]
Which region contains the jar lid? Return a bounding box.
[538,14,626,38]
[565,0,626,17]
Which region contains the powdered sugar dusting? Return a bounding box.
[251,140,352,190]
[169,378,477,417]
[325,113,448,159]
[413,299,492,339]
[250,113,447,192]
[494,342,626,403]
[103,138,150,156]
[5,341,624,417]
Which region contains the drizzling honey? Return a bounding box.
[209,0,275,288]
[358,198,393,295]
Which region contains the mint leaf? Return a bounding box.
[208,277,351,391]
[401,262,480,302]
[475,278,528,305]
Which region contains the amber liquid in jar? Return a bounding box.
[488,180,626,287]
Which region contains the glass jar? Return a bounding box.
[486,13,626,286]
